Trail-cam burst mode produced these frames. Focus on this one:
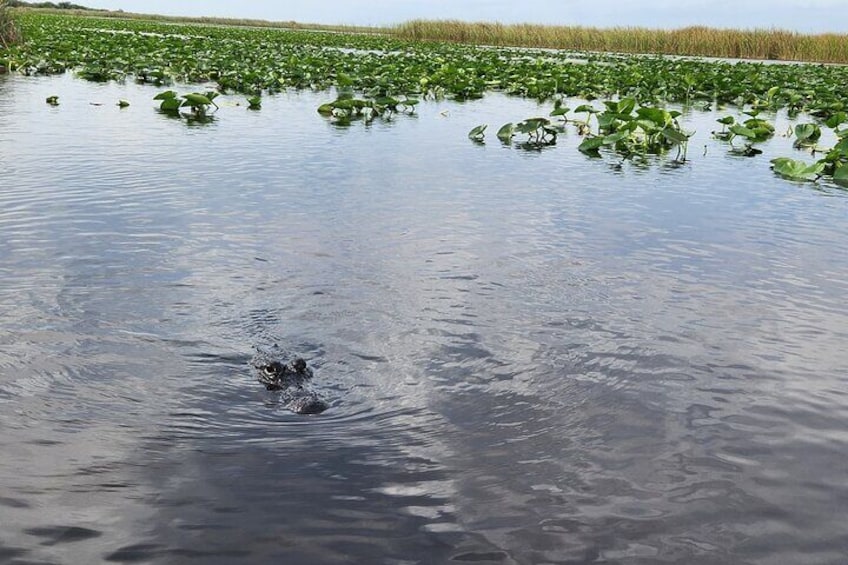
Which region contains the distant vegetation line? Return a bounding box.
[10,5,383,34]
[7,1,91,9]
[393,20,848,64]
[4,4,848,64]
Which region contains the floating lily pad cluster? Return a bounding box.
[154,89,220,121]
[317,90,419,125]
[708,100,848,185]
[494,117,559,147]
[576,98,693,161]
[772,116,848,185]
[711,108,774,156]
[5,12,848,114]
[468,118,561,148]
[470,97,693,163]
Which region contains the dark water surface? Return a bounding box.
[1,74,848,564]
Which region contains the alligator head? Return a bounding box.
[252,355,329,415]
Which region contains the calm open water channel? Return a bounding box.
[1,73,848,564]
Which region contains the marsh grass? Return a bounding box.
[1,0,22,49]
[21,6,381,35]
[393,20,848,64]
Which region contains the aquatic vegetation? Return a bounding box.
[835,165,848,186]
[472,97,691,163]
[154,89,219,120]
[474,117,559,148]
[76,65,123,82]
[495,122,515,142]
[5,12,848,115]
[793,123,821,148]
[770,158,825,182]
[318,90,418,125]
[713,115,735,140]
[3,12,848,184]
[712,110,774,157]
[574,98,693,161]
[520,118,558,144]
[770,118,848,185]
[738,109,775,141]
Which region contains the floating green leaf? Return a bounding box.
[182,93,213,107]
[771,158,825,181]
[604,97,636,116]
[766,86,780,101]
[153,90,178,101]
[729,123,757,140]
[793,123,821,147]
[825,112,847,129]
[550,105,569,117]
[833,137,848,157]
[578,136,605,155]
[574,104,597,115]
[496,122,515,142]
[636,107,672,127]
[661,127,691,144]
[603,131,629,145]
[158,96,182,112]
[155,90,218,117]
[468,124,487,141]
[833,165,848,187]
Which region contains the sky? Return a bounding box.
[84,0,848,33]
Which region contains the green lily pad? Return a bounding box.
[771,157,825,181]
[468,124,487,140]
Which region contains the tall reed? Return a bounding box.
[393,20,848,64]
[1,0,22,49]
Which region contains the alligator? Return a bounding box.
[251,348,329,415]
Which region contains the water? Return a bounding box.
[1,73,848,564]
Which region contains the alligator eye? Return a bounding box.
[262,366,276,376]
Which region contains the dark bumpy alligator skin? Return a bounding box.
[251,348,329,415]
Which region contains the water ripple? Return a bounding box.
[1,74,848,563]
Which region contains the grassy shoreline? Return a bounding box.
[393,20,848,64]
[8,7,848,64]
[10,6,383,34]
